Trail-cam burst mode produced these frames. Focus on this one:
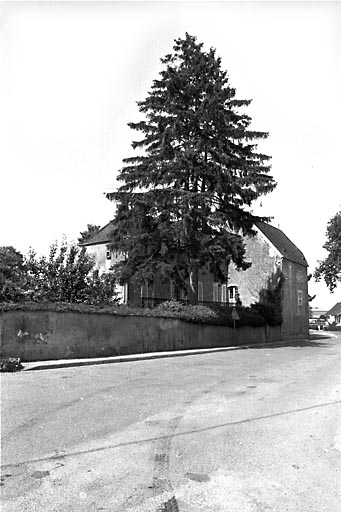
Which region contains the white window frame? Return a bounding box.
[298,289,303,307]
[228,285,238,305]
[123,283,128,304]
[221,284,227,303]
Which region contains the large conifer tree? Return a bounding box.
[107,34,276,303]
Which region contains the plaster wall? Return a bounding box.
[0,310,280,362]
[228,232,282,306]
[85,245,123,273]
[281,259,309,338]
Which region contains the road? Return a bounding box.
[1,334,341,511]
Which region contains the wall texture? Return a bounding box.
[229,232,309,339]
[0,310,281,362]
[228,231,282,306]
[281,259,309,338]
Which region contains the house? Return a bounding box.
[80,221,117,272]
[308,307,329,330]
[81,221,309,339]
[326,302,341,326]
[228,222,309,339]
[309,308,328,320]
[80,221,127,302]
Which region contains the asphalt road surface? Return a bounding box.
[1,333,341,511]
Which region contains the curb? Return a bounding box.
[21,340,305,372]
[20,332,337,372]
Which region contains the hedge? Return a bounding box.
[0,300,282,328]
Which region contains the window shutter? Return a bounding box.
[213,283,219,302]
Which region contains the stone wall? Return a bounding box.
[0,310,281,362]
[228,230,282,306]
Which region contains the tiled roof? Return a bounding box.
[327,302,341,316]
[80,221,116,246]
[81,219,308,268]
[256,222,308,267]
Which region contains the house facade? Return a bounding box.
[80,221,127,303]
[82,221,309,339]
[228,222,309,339]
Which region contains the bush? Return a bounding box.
[154,301,267,327]
[0,247,27,302]
[0,300,278,328]
[324,324,341,331]
[1,241,120,306]
[155,300,220,322]
[0,358,23,372]
[24,240,119,305]
[251,302,282,327]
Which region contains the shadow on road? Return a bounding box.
[309,331,338,341]
[241,338,334,350]
[248,330,338,350]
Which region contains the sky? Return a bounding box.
[1,1,340,309]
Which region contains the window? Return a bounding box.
[106,247,111,260]
[213,283,228,303]
[221,284,227,303]
[296,269,304,283]
[180,288,187,300]
[170,280,174,299]
[298,290,303,307]
[123,283,128,304]
[228,285,239,305]
[213,283,219,302]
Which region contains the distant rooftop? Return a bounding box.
[327,302,341,316]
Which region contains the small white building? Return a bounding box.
[327,302,341,326]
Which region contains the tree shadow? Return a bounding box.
[243,338,333,349]
[250,267,284,327]
[258,267,284,306]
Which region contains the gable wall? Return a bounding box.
[85,245,110,273]
[228,231,282,306]
[281,259,309,338]
[228,232,309,339]
[85,244,122,273]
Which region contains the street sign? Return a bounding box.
[231,307,240,321]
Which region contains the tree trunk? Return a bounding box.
[188,260,199,305]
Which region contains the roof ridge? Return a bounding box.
[255,221,308,267]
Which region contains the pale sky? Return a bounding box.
[1,1,340,309]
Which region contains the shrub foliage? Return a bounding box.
[0,240,118,306]
[0,246,27,302]
[0,299,281,328]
